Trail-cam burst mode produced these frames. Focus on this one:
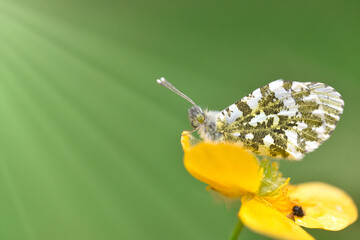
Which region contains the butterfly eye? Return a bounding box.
[196,114,205,123]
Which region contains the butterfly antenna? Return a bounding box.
[157,77,202,111]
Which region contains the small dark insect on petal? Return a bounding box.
[292,205,305,217]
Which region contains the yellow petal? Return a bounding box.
[181,131,192,152]
[183,139,261,197]
[289,182,358,231]
[239,197,314,240]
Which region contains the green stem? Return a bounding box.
[230,219,244,240]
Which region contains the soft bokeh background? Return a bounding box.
[0,1,359,239]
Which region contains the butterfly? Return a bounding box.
[157,77,344,160]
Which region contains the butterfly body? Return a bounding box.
[158,78,344,160]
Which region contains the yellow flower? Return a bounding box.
[181,132,358,240]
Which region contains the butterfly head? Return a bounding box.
[188,106,205,128]
[157,77,205,130]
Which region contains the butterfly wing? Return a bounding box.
[217,79,344,160]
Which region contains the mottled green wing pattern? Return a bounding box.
[216,80,344,160]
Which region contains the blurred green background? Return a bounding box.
[0,0,359,239]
